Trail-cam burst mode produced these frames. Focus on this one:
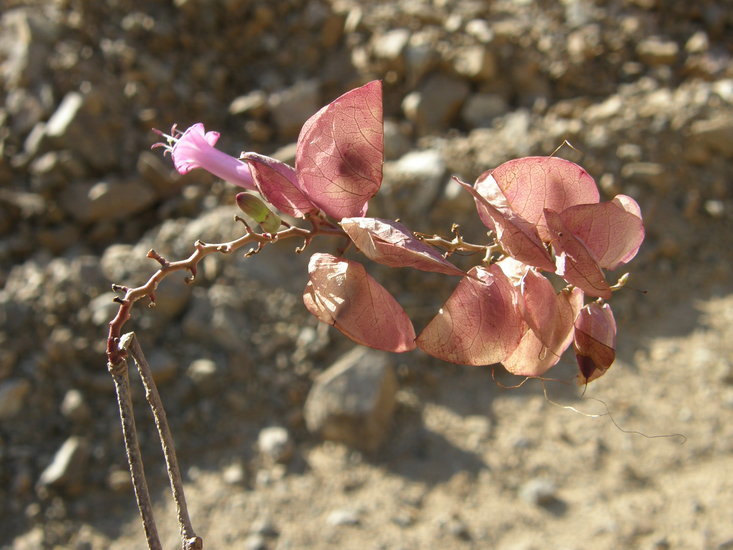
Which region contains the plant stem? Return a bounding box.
[121,332,203,550]
[108,356,163,550]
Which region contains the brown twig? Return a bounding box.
[121,333,202,550]
[108,356,163,550]
[106,220,344,366]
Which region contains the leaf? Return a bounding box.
[545,209,612,299]
[296,80,384,220]
[574,302,616,384]
[340,217,465,276]
[242,152,319,218]
[416,265,523,365]
[235,192,281,233]
[558,194,645,270]
[303,253,416,352]
[487,157,600,241]
[456,177,555,271]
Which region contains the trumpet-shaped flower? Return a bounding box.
[153,123,256,190]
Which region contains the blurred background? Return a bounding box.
[1,0,732,548]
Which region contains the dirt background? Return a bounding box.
[1,0,733,549]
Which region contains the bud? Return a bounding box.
[235,192,281,233]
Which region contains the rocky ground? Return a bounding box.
[1,0,733,549]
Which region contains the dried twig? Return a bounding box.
[121,333,203,550]
[108,356,163,550]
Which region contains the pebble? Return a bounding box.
[0,378,31,419]
[326,508,361,526]
[60,389,90,423]
[304,347,398,452]
[518,478,558,506]
[38,436,90,493]
[257,425,295,464]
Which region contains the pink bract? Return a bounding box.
[574,302,617,384]
[242,152,319,218]
[303,253,416,353]
[296,80,384,220]
[170,123,256,190]
[340,217,465,276]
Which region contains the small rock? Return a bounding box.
[268,80,320,139]
[0,378,31,419]
[229,90,268,118]
[38,436,90,493]
[45,92,84,141]
[381,148,447,220]
[689,115,733,157]
[222,462,246,485]
[326,508,361,526]
[371,28,410,69]
[452,46,497,81]
[620,162,666,188]
[402,73,470,133]
[60,389,90,423]
[461,93,509,128]
[258,426,294,464]
[187,358,219,389]
[519,478,558,506]
[636,37,679,66]
[107,469,132,493]
[244,534,267,550]
[148,349,178,384]
[58,179,158,224]
[304,347,398,452]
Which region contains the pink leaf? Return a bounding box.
[558,194,645,270]
[303,253,416,352]
[416,265,523,365]
[340,217,465,276]
[487,157,600,241]
[242,152,319,218]
[296,80,384,220]
[574,302,616,384]
[545,209,612,299]
[456,177,555,271]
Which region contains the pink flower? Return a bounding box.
[153,123,255,190]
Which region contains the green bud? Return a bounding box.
[235,192,281,233]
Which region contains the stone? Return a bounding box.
[0,378,31,419]
[383,119,411,160]
[452,46,497,81]
[268,80,320,139]
[379,148,446,223]
[257,426,294,463]
[303,347,398,452]
[186,358,219,391]
[461,93,509,128]
[228,90,268,118]
[371,28,410,68]
[518,478,558,506]
[402,73,470,133]
[38,436,90,493]
[58,179,158,224]
[60,389,90,423]
[327,508,361,526]
[45,92,84,141]
[148,348,178,384]
[636,37,679,66]
[689,115,733,157]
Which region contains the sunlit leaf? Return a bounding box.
[574,302,616,384]
[456,177,555,271]
[558,194,645,270]
[296,80,384,220]
[340,217,465,276]
[416,265,523,365]
[486,157,600,241]
[242,152,319,218]
[303,253,416,352]
[545,209,612,299]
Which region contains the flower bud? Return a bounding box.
[235,192,281,233]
